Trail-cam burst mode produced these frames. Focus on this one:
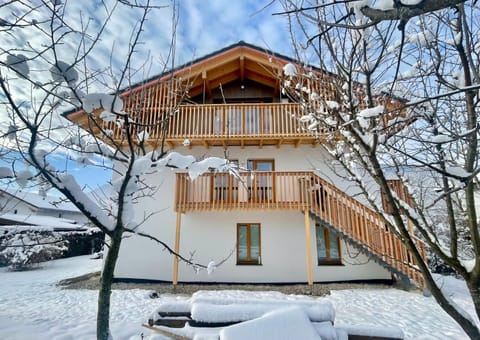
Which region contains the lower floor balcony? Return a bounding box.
[174,171,427,287]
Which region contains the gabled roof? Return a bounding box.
[0,213,84,229]
[123,41,302,98]
[64,41,305,121]
[63,41,412,146]
[0,188,80,213]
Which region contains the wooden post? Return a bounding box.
[172,211,182,285]
[408,218,414,235]
[304,208,314,286]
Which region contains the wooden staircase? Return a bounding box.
[304,174,427,288]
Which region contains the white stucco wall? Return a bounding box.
[113,144,391,283]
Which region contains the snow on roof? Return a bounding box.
[0,188,80,213]
[0,212,85,229]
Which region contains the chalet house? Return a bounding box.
[65,42,426,287]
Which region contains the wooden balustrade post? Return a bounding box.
[172,210,182,285]
[304,208,314,286]
[408,218,414,235]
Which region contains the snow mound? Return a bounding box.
[219,306,321,340]
[191,301,334,324]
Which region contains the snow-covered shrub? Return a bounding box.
[0,228,68,271]
[0,227,104,270]
[60,229,104,257]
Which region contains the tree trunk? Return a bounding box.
[97,229,123,340]
[427,274,480,339]
[467,275,480,329]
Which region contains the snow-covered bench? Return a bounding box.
[149,292,334,328]
[147,290,404,340]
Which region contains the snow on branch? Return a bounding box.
[55,174,115,231]
[360,0,467,23]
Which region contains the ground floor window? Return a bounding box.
[316,224,342,265]
[237,223,261,265]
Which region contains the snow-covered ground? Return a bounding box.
[0,256,159,340]
[0,255,477,339]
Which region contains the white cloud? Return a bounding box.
[0,0,292,143]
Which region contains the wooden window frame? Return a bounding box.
[247,159,275,172]
[236,223,262,265]
[316,224,342,266]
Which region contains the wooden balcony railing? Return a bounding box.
[175,171,427,286]
[166,103,324,146]
[175,171,311,211]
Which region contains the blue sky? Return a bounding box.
[110,1,295,79]
[43,1,295,83]
[174,1,292,59]
[0,149,112,195]
[0,1,297,192]
[0,1,295,100]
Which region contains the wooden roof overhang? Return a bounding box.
[63,41,413,149]
[176,43,286,99]
[65,44,282,128]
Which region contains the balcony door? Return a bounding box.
[212,160,239,203]
[247,159,275,203]
[213,98,272,136]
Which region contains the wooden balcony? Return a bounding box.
[166,103,324,148]
[175,171,427,287]
[175,171,312,211]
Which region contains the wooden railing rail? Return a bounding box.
[167,103,327,139]
[175,171,426,286]
[175,171,311,211]
[303,175,425,287]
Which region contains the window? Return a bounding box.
[316,224,342,265]
[237,223,261,265]
[247,160,275,202]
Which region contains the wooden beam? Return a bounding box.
[276,138,283,148]
[274,68,282,97]
[239,55,245,82]
[172,211,182,285]
[243,71,277,88]
[202,70,212,99]
[304,208,314,286]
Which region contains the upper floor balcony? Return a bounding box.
[82,99,406,149]
[164,103,324,148]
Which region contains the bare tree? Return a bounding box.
[277,0,480,338]
[0,1,234,339]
